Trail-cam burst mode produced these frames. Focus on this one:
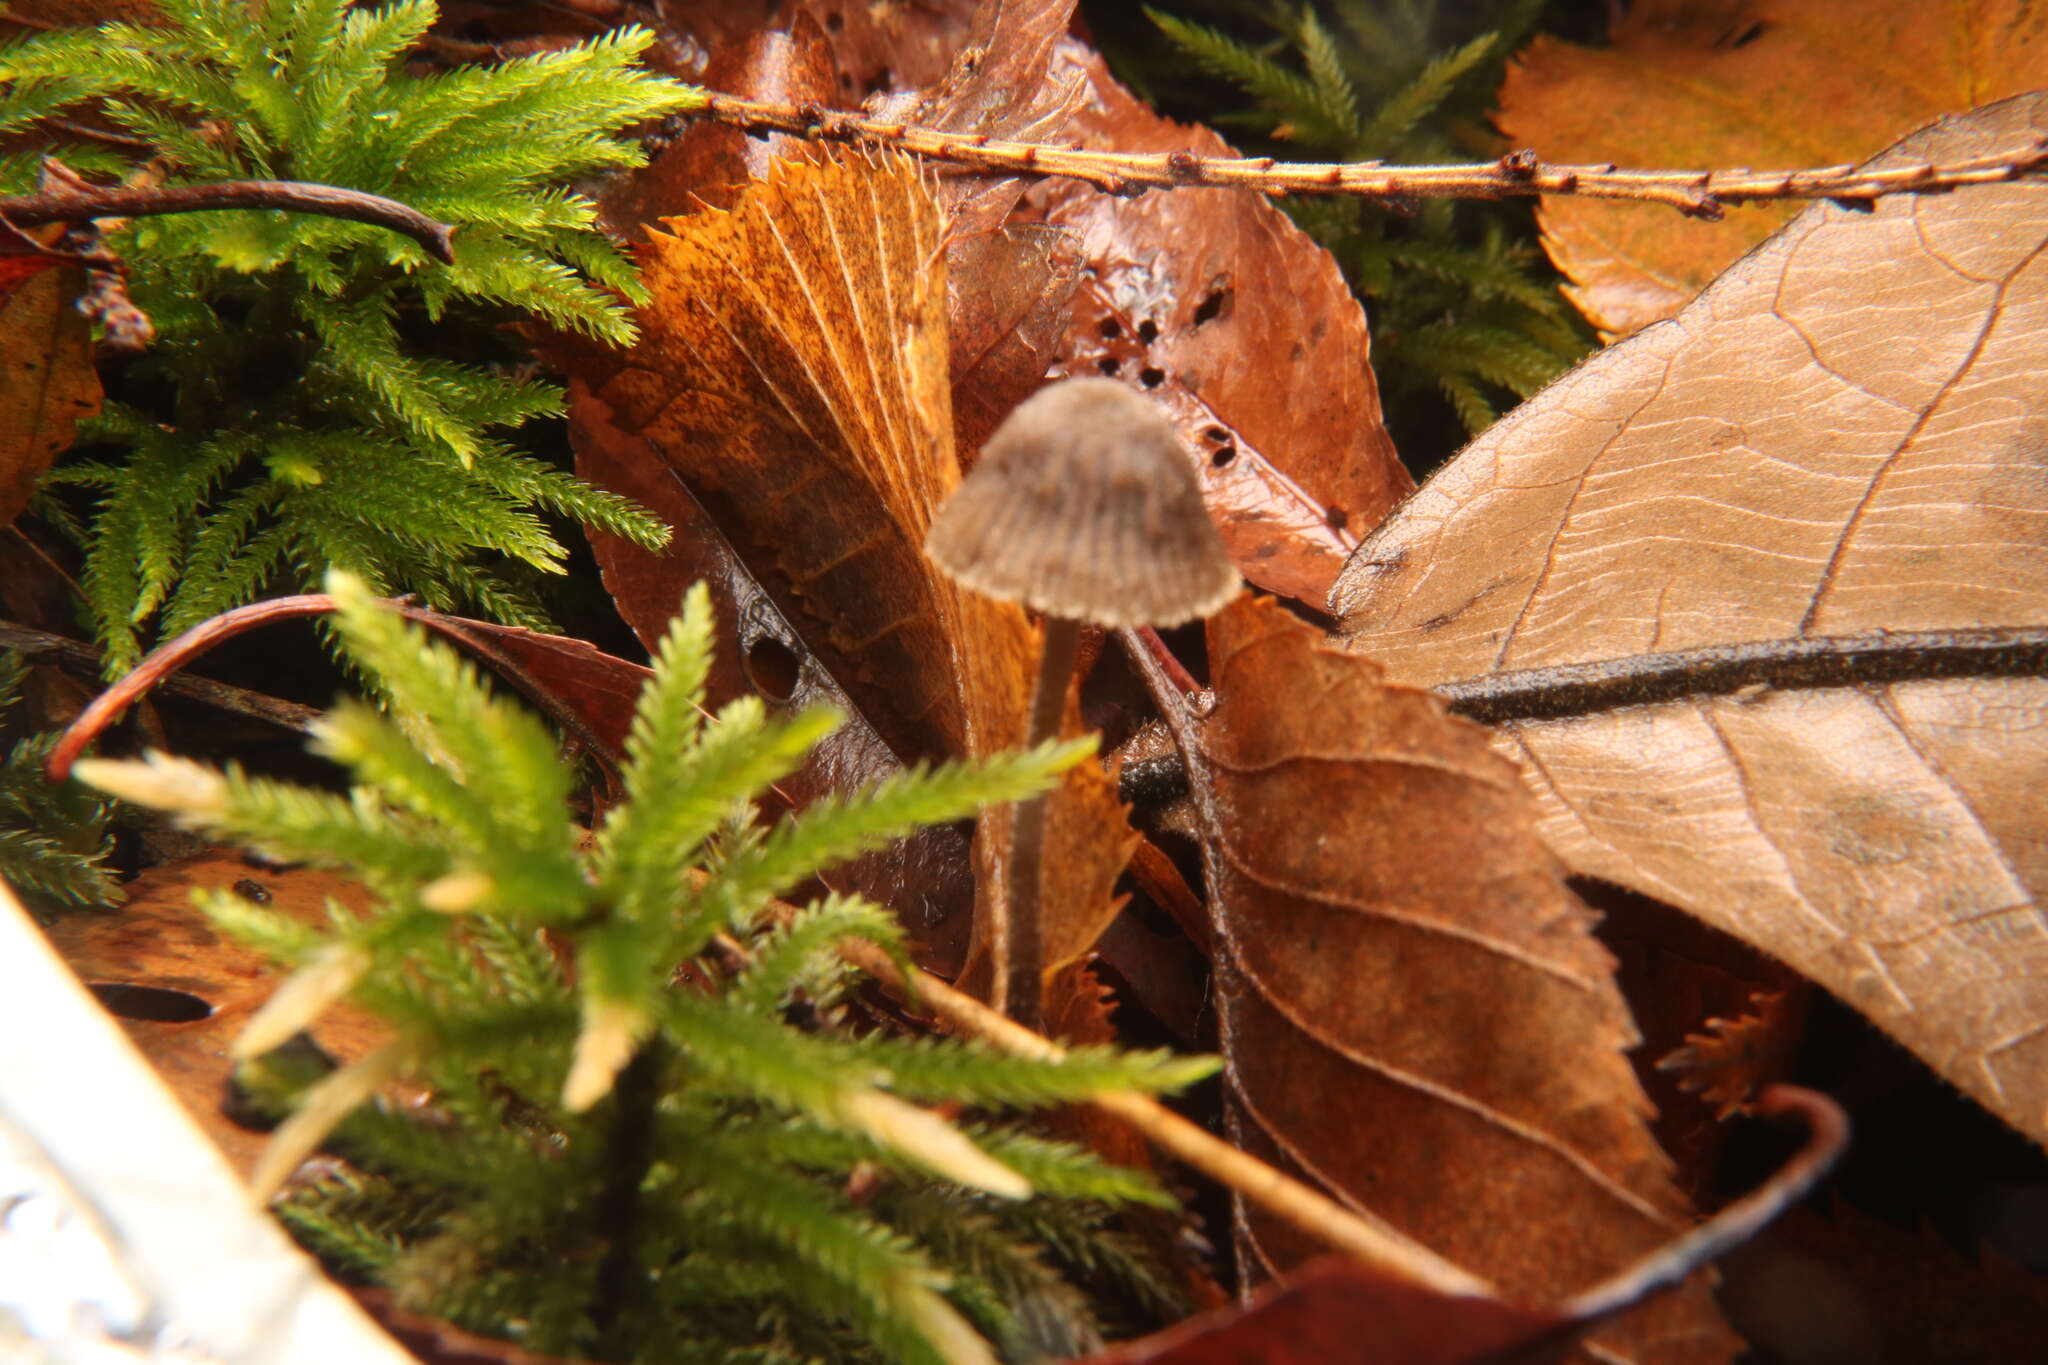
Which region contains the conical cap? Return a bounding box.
[925,378,1240,627]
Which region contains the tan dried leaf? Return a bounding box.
[1334,95,2048,1144]
[1189,597,1737,1365]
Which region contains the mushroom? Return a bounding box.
[925,377,1239,1026]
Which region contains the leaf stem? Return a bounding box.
[685,94,2048,216]
[836,936,1495,1298]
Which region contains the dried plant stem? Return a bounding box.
[1431,625,2048,725]
[835,937,1495,1298]
[1002,616,1081,1029]
[0,178,457,262]
[41,595,621,783]
[0,621,321,736]
[690,93,2048,216]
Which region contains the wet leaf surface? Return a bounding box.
[1024,42,1413,605]
[1334,94,2048,1145]
[42,851,389,1175]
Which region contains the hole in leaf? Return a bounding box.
[1204,426,1229,443]
[824,9,844,33]
[1192,288,1229,326]
[745,636,802,703]
[1137,319,1160,344]
[1096,357,1121,376]
[1139,367,1165,388]
[90,983,213,1023]
[1098,319,1121,340]
[1326,506,1349,532]
[1211,445,1237,468]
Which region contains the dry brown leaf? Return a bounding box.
[562,150,1130,1013]
[1498,0,2048,338]
[1186,596,1737,1365]
[1334,94,2048,1145]
[1025,42,1412,606]
[1,244,99,527]
[42,850,389,1174]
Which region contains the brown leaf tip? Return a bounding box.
[925,377,1241,627]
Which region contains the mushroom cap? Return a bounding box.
[925,378,1241,628]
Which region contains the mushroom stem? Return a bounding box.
[1004,615,1081,1030]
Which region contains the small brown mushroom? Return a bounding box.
[925,377,1238,1027]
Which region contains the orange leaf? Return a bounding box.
[1498,0,2048,337]
[563,149,1131,1010]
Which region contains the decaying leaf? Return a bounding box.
[1026,42,1413,606]
[1182,596,1737,1364]
[1657,993,1795,1121]
[1498,0,2048,337]
[563,150,1131,1011]
[1334,94,2048,1145]
[41,850,390,1174]
[1,242,100,527]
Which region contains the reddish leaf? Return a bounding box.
[1076,1258,1570,1365]
[1177,596,1737,1363]
[1,239,99,527]
[1023,44,1412,605]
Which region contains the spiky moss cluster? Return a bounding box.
[0,0,700,673]
[0,652,121,917]
[77,575,1212,1364]
[1138,0,1589,462]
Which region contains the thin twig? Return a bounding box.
[0,178,457,263]
[40,595,624,783]
[0,621,321,738]
[1431,625,2048,725]
[690,93,2048,216]
[834,936,1495,1298]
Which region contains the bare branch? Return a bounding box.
[688,93,2048,216]
[0,178,458,263]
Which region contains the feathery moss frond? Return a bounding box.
[0,654,121,917]
[75,577,1206,1362]
[0,0,695,671]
